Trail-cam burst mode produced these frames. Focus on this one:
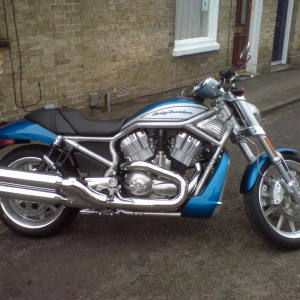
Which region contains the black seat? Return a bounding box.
[25,108,128,136]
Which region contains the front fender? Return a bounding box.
[0,120,57,145]
[240,147,298,194]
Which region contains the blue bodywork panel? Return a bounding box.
[126,97,208,122]
[240,147,298,194]
[182,151,230,218]
[0,120,57,145]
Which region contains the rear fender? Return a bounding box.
[240,147,298,194]
[0,120,57,145]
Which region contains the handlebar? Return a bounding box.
[219,67,236,79]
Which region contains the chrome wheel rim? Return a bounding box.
[259,160,300,238]
[0,157,64,229]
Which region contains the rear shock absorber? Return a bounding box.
[37,136,63,172]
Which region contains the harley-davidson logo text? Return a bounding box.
[152,110,193,116]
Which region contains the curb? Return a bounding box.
[261,95,300,118]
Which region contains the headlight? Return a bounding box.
[247,103,261,124]
[195,77,221,99]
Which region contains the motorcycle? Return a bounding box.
[0,44,299,250]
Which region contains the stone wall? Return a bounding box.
[0,0,300,122]
[0,0,236,121]
[256,0,300,73]
[256,0,278,73]
[288,0,300,65]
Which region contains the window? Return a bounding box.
[173,0,220,57]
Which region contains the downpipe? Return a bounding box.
[0,162,189,211]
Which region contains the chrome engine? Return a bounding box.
[120,131,176,198]
[119,130,205,198]
[123,171,178,198]
[169,132,203,166]
[120,131,154,161]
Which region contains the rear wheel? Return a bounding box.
[244,153,300,250]
[0,145,78,238]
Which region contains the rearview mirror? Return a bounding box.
[240,43,250,60]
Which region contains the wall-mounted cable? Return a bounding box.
[2,0,42,113]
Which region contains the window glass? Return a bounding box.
[173,0,220,56]
[241,0,247,23]
[175,0,210,40]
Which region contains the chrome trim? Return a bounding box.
[197,114,227,140]
[185,125,221,147]
[0,161,188,212]
[248,126,266,136]
[0,168,63,188]
[170,132,202,166]
[112,161,188,211]
[237,138,257,163]
[0,182,64,205]
[85,177,118,189]
[211,154,230,217]
[117,210,181,217]
[79,209,182,217]
[188,163,201,195]
[106,107,219,176]
[193,126,232,196]
[79,209,100,215]
[64,139,114,168]
[63,136,113,142]
[211,202,223,217]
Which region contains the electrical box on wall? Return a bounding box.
[0,40,9,47]
[89,93,99,107]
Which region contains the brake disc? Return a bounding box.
[10,200,48,217]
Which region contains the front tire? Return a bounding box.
[245,153,300,250]
[0,145,79,238]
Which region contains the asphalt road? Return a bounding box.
[1,103,300,299]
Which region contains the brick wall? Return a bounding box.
[256,0,278,73]
[0,0,236,121]
[0,0,300,122]
[257,0,300,72]
[288,0,300,65]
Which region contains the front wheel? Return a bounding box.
[245,153,300,250]
[0,145,79,238]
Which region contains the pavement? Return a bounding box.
[93,66,300,120]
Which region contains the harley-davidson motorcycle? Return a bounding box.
[0,44,299,250]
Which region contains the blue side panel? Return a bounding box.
[0,120,57,145]
[240,147,298,194]
[126,97,208,122]
[182,151,230,218]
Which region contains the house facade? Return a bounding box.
[0,0,300,121]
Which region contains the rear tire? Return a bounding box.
[0,145,79,238]
[244,153,300,250]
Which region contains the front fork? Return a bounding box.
[235,100,300,204]
[257,135,300,204]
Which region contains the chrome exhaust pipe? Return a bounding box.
[0,161,188,212]
[0,168,95,209]
[0,181,65,205]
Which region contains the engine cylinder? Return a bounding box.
[170,132,203,166]
[120,131,154,161]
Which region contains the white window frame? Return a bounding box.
[173,0,220,57]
